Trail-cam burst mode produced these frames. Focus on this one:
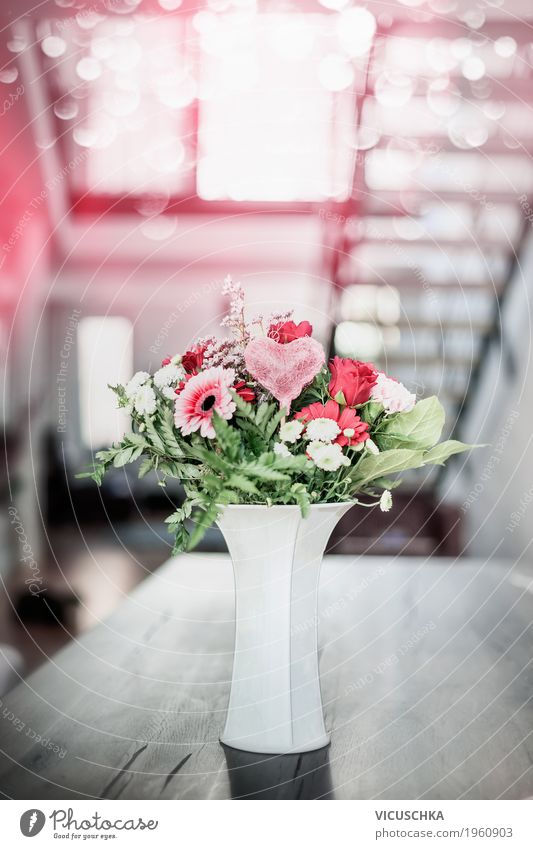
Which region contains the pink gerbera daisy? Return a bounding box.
[174,366,236,439]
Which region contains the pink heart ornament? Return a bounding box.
[244,336,325,412]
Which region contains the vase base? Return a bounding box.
[220,735,331,755]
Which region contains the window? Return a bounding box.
[78,316,133,450]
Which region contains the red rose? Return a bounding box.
[328,357,377,406]
[267,320,313,344]
[233,380,256,403]
[182,344,207,374]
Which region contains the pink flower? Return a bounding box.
[174,366,236,438]
[294,400,369,446]
[371,372,416,413]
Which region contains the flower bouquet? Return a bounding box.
[81,277,476,754]
[82,276,473,552]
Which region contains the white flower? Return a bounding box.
[279,419,305,443]
[380,490,393,512]
[273,442,291,458]
[371,373,416,414]
[309,442,350,471]
[134,385,157,416]
[366,438,380,455]
[162,386,178,400]
[306,440,326,460]
[305,417,340,443]
[154,363,184,389]
[125,371,150,399]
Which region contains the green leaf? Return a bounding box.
[422,440,478,466]
[349,448,425,488]
[291,482,311,517]
[231,390,255,421]
[113,446,136,468]
[138,458,153,479]
[227,473,260,495]
[264,406,286,442]
[375,397,445,451]
[158,407,184,458]
[240,459,290,482]
[255,401,277,428]
[212,413,241,461]
[144,417,166,453]
[187,501,221,550]
[126,432,148,448]
[359,401,384,426]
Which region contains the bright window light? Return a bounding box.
[197,14,352,201]
[78,316,133,450]
[63,17,193,195]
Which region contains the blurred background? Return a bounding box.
[1,0,532,690]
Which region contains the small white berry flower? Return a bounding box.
[279,419,305,443]
[154,363,184,389]
[162,386,178,400]
[134,385,157,416]
[343,428,355,438]
[305,417,341,443]
[380,490,393,512]
[366,438,380,455]
[125,371,150,399]
[273,442,291,458]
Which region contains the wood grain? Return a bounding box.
[1,554,532,799]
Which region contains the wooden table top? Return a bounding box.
[1,554,532,800]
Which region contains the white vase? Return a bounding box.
[216,502,353,755]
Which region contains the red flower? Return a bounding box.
[182,344,207,374]
[294,400,369,446]
[233,380,256,403]
[267,320,313,344]
[328,356,377,406]
[161,356,172,366]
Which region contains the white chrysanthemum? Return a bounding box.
[154,363,184,389]
[371,373,416,414]
[273,442,291,458]
[366,438,380,455]
[134,385,157,416]
[380,490,393,512]
[125,371,150,399]
[279,419,305,444]
[306,440,326,460]
[161,386,178,401]
[305,417,340,443]
[309,442,350,471]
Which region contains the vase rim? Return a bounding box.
[220,501,355,510]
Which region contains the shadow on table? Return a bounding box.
[222,744,333,799]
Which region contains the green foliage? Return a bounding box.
[374,397,445,451]
[78,376,479,552]
[422,439,480,466]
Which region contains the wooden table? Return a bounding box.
[1,554,532,800]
